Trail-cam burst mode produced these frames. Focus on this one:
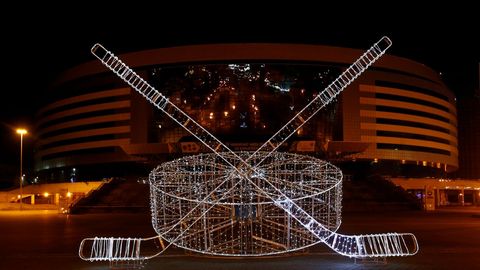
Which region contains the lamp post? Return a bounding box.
[16,128,27,210]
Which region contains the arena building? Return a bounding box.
[34,43,458,181]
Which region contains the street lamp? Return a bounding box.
[16,128,27,210]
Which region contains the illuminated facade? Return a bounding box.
[35,43,458,180]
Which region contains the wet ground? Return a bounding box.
[0,209,479,269]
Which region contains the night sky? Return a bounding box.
[1,7,478,186]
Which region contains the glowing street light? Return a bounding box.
[16,128,27,210]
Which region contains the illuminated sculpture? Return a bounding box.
[79,37,418,262]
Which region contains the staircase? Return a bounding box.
[70,178,149,214]
[342,175,421,212]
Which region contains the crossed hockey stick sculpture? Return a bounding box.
[79,37,418,262]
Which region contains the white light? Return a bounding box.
[83,37,417,262]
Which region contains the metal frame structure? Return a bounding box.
[79,37,419,262]
[150,151,342,256]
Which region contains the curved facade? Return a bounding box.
[34,43,458,180]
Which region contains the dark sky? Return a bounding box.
[1,7,478,183]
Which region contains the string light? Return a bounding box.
[80,37,418,263]
[149,151,341,256]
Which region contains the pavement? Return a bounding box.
[0,209,479,269]
[434,205,480,214]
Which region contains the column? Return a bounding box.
[460,187,465,206]
[55,193,60,205]
[425,186,435,211]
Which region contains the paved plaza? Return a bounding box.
[0,209,479,269]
